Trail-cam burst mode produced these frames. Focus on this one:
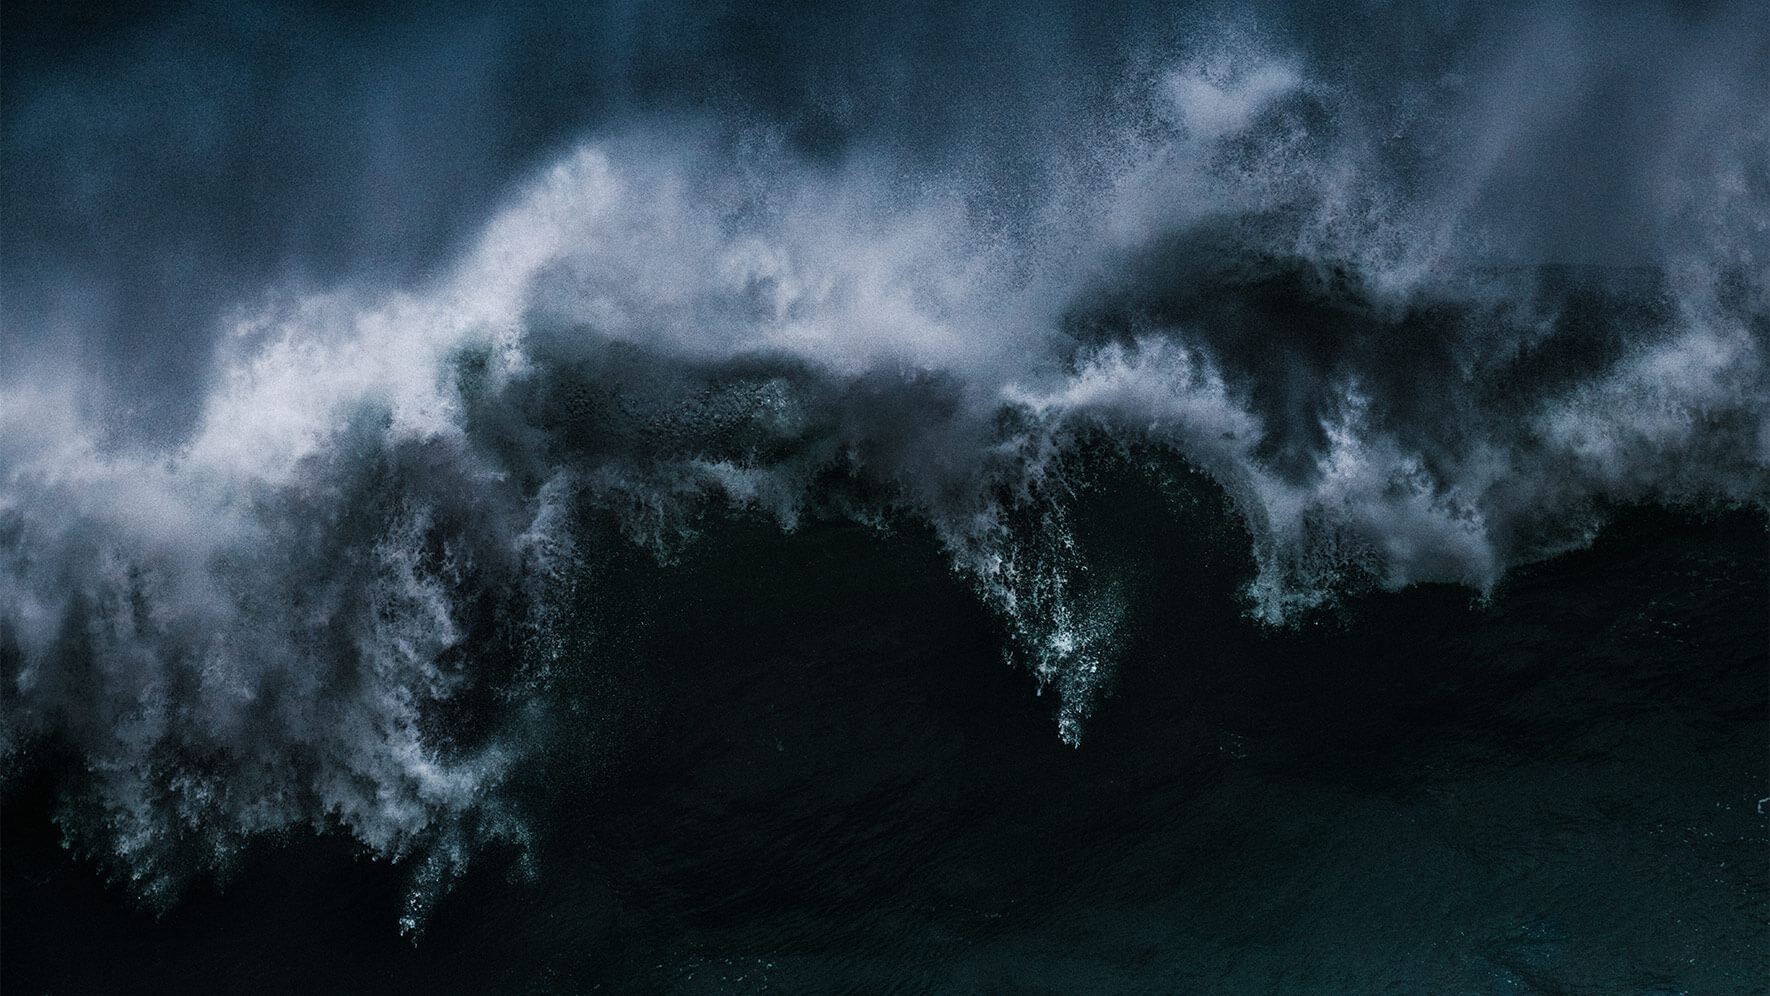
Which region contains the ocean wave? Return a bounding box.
[3,9,1765,930]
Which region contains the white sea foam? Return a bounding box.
[3,18,1764,929]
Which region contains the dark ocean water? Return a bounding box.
[5,504,1764,993]
[4,1,1767,992]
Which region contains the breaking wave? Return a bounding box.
[3,13,1765,931]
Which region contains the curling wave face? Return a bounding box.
[2,18,1766,930]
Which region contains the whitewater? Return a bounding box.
[2,11,1765,933]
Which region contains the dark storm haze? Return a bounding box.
[2,0,1766,992]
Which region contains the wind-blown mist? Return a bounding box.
[3,0,1765,931]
